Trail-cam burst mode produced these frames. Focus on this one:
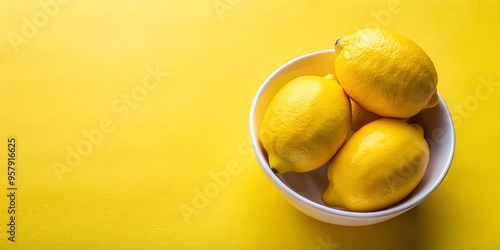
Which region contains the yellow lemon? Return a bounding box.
[322,118,429,212]
[350,99,381,130]
[335,28,438,118]
[260,74,351,174]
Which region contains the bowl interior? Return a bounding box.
[251,49,455,216]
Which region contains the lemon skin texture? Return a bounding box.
[350,99,382,130]
[335,28,438,119]
[322,118,430,212]
[260,75,351,174]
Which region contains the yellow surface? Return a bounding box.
[0,0,499,249]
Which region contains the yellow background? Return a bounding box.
[1,0,499,249]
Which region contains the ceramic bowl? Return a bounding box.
[249,49,455,226]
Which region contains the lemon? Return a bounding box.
[335,28,438,118]
[322,118,429,212]
[350,99,381,130]
[260,74,351,174]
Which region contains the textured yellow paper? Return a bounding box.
[0,0,499,249]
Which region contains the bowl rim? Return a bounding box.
[249,49,456,219]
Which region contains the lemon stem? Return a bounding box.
[335,38,343,46]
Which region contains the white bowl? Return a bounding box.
[249,49,455,226]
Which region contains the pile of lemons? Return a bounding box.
[260,28,438,212]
